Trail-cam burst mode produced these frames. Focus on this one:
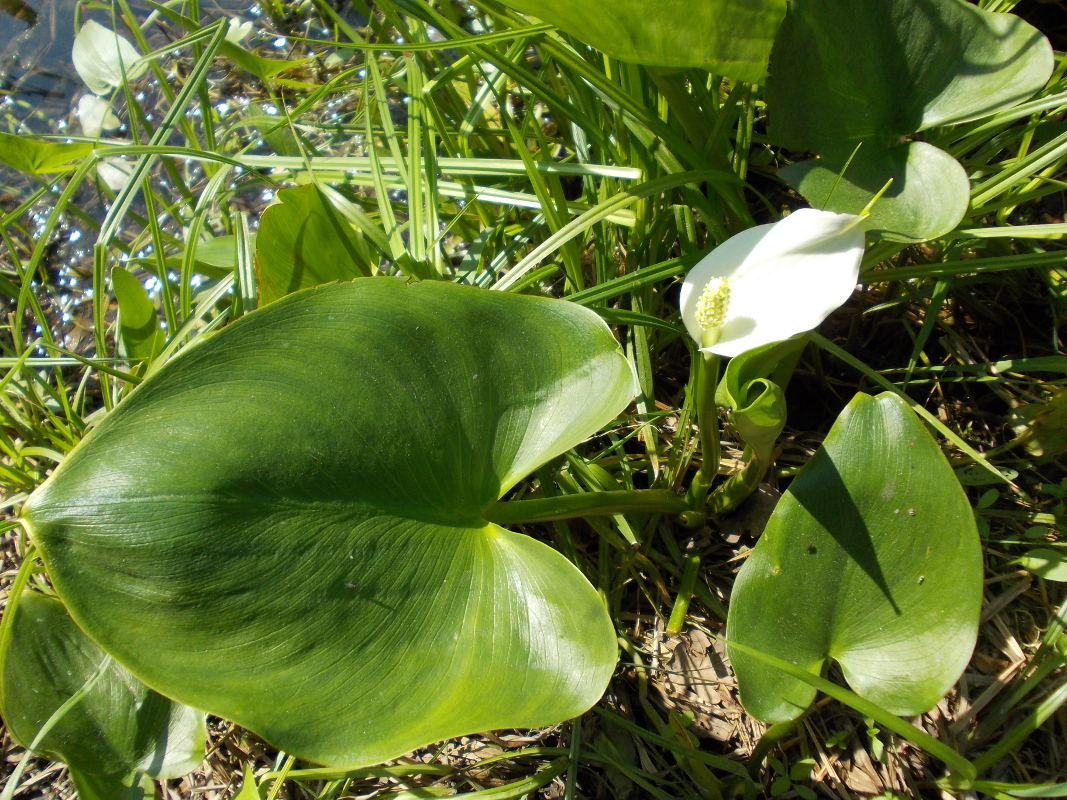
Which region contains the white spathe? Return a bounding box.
[77,95,121,137]
[73,20,148,96]
[226,17,253,44]
[679,208,865,358]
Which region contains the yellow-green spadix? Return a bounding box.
[680,208,865,358]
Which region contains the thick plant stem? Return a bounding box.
[707,446,770,515]
[684,352,722,516]
[486,489,689,525]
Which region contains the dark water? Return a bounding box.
[0,0,257,132]
[0,0,79,131]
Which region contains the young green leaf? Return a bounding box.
[232,764,261,800]
[255,184,371,304]
[0,591,205,788]
[221,42,310,79]
[1008,389,1067,457]
[0,132,94,175]
[23,279,636,768]
[112,267,166,362]
[727,392,983,722]
[1015,549,1067,583]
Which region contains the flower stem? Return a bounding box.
[486,489,689,525]
[666,552,701,635]
[684,352,721,515]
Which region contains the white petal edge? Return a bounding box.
[226,17,253,44]
[707,210,865,357]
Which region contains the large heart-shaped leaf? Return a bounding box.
[768,0,1052,241]
[779,142,970,242]
[497,0,786,84]
[768,0,1052,151]
[0,590,205,796]
[23,278,635,767]
[727,392,982,722]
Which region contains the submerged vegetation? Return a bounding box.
[1,0,1067,797]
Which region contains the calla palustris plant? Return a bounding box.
[679,209,865,358]
[679,208,865,511]
[21,278,635,767]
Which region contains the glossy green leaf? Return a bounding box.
[727,392,982,723]
[0,132,94,175]
[497,0,786,84]
[780,142,970,242]
[24,278,635,767]
[1015,549,1067,582]
[768,0,1052,241]
[768,0,1053,150]
[255,185,370,304]
[0,591,205,785]
[162,234,256,280]
[112,267,166,362]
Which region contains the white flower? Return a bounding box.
[679,208,866,358]
[96,157,134,191]
[225,16,253,44]
[77,94,120,137]
[72,20,148,96]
